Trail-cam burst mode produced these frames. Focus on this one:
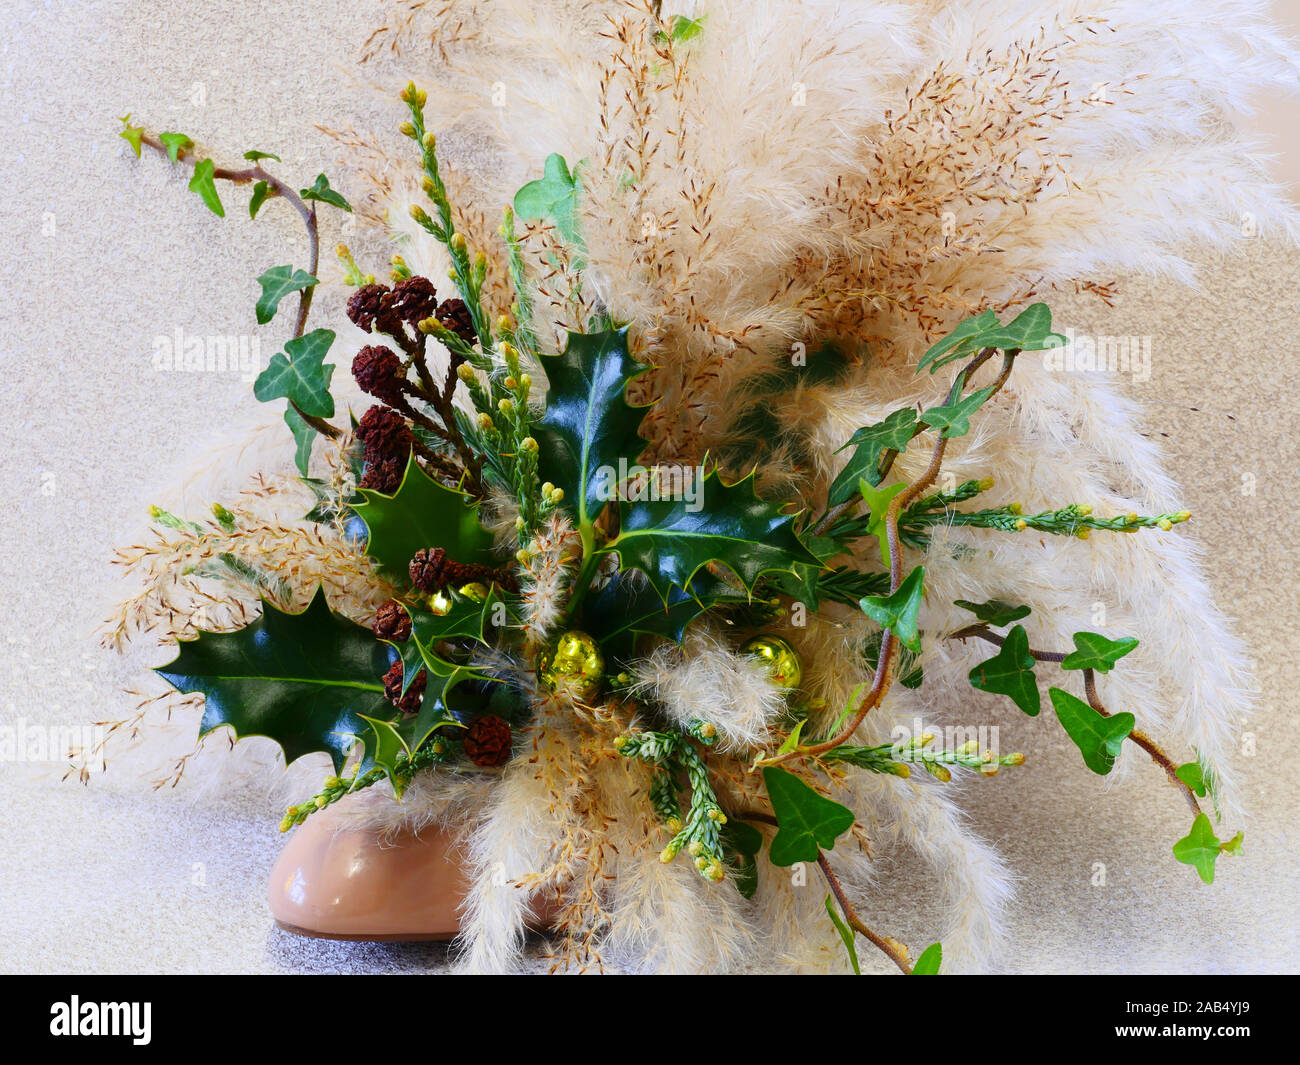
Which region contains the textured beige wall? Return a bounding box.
[0,0,1296,973]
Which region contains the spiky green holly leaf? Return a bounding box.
[722,821,763,900]
[583,570,745,662]
[969,624,1040,716]
[119,115,145,157]
[387,590,503,696]
[1049,687,1134,775]
[353,451,496,581]
[514,153,583,246]
[859,566,926,653]
[356,716,415,796]
[916,310,998,374]
[254,265,318,325]
[920,385,997,438]
[187,157,225,217]
[154,587,392,773]
[1173,814,1242,884]
[763,767,855,867]
[829,407,917,502]
[912,943,943,975]
[284,406,316,476]
[1175,761,1209,798]
[158,132,191,162]
[534,327,648,533]
[825,896,861,975]
[300,173,351,212]
[253,328,336,418]
[1061,631,1139,673]
[954,598,1031,627]
[610,470,821,600]
[243,149,281,162]
[249,180,271,219]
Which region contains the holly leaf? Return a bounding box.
[858,566,926,653]
[187,157,225,217]
[243,149,281,162]
[249,180,271,219]
[762,766,854,866]
[1049,687,1134,775]
[920,385,997,438]
[1061,631,1139,673]
[300,173,351,212]
[254,264,318,325]
[118,115,145,157]
[155,586,393,774]
[389,591,502,695]
[829,407,917,501]
[353,451,496,580]
[912,943,943,975]
[969,624,1040,716]
[356,716,415,796]
[254,328,336,418]
[158,132,191,162]
[1175,761,1208,798]
[284,406,316,476]
[583,570,745,662]
[954,598,1031,627]
[610,469,822,600]
[825,896,861,975]
[514,153,583,246]
[534,327,648,533]
[916,309,998,374]
[1173,814,1242,884]
[722,821,763,900]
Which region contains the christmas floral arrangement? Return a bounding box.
[101,1,1295,973]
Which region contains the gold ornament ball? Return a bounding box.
[458,582,490,603]
[429,591,453,616]
[739,635,803,692]
[540,630,605,701]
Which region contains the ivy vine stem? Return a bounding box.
[135,130,340,441]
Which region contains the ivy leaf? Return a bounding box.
[254,264,318,325]
[829,407,917,501]
[243,149,281,162]
[916,309,998,374]
[187,157,225,217]
[762,766,855,867]
[284,406,316,477]
[858,479,908,564]
[1061,631,1139,673]
[1049,687,1134,775]
[514,153,583,247]
[920,385,997,438]
[824,897,861,975]
[858,566,926,653]
[954,598,1031,627]
[300,173,352,212]
[1175,761,1208,798]
[969,624,1040,716]
[912,942,943,975]
[158,132,191,162]
[118,114,145,157]
[534,327,648,533]
[353,451,496,581]
[1173,814,1242,884]
[154,586,393,774]
[253,328,336,418]
[610,470,821,600]
[657,14,706,43]
[249,180,271,219]
[722,821,763,900]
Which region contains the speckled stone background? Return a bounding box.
[1,0,1296,974]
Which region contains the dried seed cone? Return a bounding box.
[462,714,512,767]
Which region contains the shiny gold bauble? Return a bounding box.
[458,582,490,603]
[739,635,803,692]
[429,591,453,616]
[540,630,605,702]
